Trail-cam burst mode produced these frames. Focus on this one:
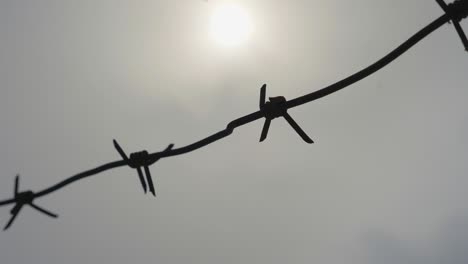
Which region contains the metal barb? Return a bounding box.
[113,140,174,197]
[437,0,468,51]
[258,85,313,143]
[3,175,58,231]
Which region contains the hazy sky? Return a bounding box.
[1,1,468,263]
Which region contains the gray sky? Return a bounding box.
[1,0,468,263]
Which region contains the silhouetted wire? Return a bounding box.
[284,14,449,109]
[33,128,239,199]
[0,2,466,229]
[437,0,468,50]
[0,15,454,205]
[35,160,126,198]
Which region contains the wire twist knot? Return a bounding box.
[262,96,288,120]
[258,84,313,143]
[3,175,58,230]
[113,140,174,196]
[127,150,151,168]
[437,0,468,51]
[447,0,468,22]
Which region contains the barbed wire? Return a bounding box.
[1,0,467,230]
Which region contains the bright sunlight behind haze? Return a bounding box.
[210,3,252,47]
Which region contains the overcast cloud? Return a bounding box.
[1,1,468,263]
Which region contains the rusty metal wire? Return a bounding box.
[0,1,467,230]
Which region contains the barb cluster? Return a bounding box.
[0,0,467,231]
[113,140,174,196]
[4,176,58,230]
[437,0,468,50]
[258,84,313,143]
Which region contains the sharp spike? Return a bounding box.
[165,144,174,152]
[113,139,129,161]
[14,175,19,196]
[260,119,271,142]
[436,0,448,10]
[29,203,58,218]
[453,21,468,51]
[144,166,156,197]
[10,203,22,215]
[283,113,314,144]
[260,84,267,109]
[4,207,22,230]
[136,167,147,193]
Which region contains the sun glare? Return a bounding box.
[210,4,252,47]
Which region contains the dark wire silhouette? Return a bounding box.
[437,0,468,50]
[113,140,174,196]
[3,175,58,230]
[0,0,467,230]
[258,84,313,143]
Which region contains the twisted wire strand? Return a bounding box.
[0,12,460,214]
[284,14,449,109]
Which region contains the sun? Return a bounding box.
[210,4,252,47]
